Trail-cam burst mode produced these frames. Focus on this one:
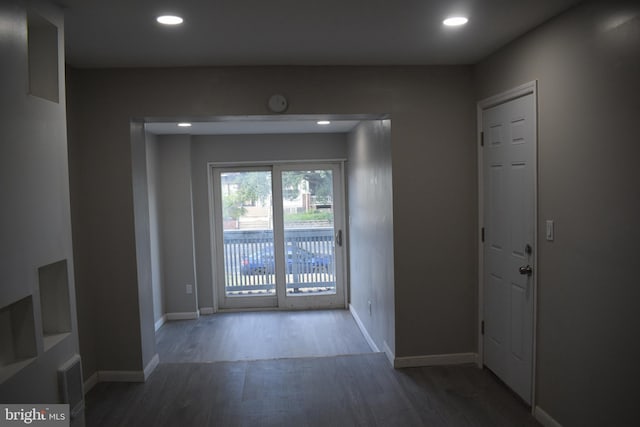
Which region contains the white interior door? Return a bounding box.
[482,92,536,404]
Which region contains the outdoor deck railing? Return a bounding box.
[222,228,336,293]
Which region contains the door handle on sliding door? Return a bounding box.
[518,265,533,276]
[335,230,343,247]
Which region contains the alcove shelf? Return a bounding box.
[38,259,72,352]
[0,296,38,384]
[27,11,59,103]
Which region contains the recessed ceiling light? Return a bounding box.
[177,122,192,127]
[443,17,468,27]
[317,121,331,125]
[157,15,183,25]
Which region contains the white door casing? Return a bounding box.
[481,84,536,405]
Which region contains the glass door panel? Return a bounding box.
[217,169,277,306]
[281,169,337,297]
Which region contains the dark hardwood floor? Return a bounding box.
[85,310,539,427]
[156,310,372,362]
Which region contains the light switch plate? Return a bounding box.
[186,284,193,294]
[545,220,554,241]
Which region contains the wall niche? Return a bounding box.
[0,296,38,384]
[38,259,72,351]
[27,11,59,102]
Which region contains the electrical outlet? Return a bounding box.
[186,284,193,294]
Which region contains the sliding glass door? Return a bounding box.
[212,163,345,310]
[214,168,277,308]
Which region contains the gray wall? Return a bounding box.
[145,133,165,323]
[347,121,395,353]
[475,0,640,425]
[391,72,477,357]
[130,123,157,369]
[67,93,143,374]
[190,133,348,309]
[67,66,477,379]
[156,135,198,315]
[0,0,80,404]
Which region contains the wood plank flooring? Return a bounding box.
[85,310,540,426]
[156,310,372,362]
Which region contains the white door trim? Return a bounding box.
[207,162,219,312]
[477,80,538,410]
[208,161,347,311]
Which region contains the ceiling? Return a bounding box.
[56,0,584,68]
[56,0,583,136]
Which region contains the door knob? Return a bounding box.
[519,265,533,276]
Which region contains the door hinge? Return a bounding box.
[480,131,484,147]
[481,227,485,243]
[481,320,485,335]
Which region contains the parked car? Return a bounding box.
[240,243,331,275]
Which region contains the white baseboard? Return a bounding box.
[382,341,395,367]
[165,311,199,321]
[83,372,98,395]
[82,355,159,395]
[534,406,563,427]
[199,307,214,315]
[154,314,167,331]
[143,354,160,380]
[393,352,478,368]
[349,304,380,353]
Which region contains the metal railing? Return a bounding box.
[221,228,336,294]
